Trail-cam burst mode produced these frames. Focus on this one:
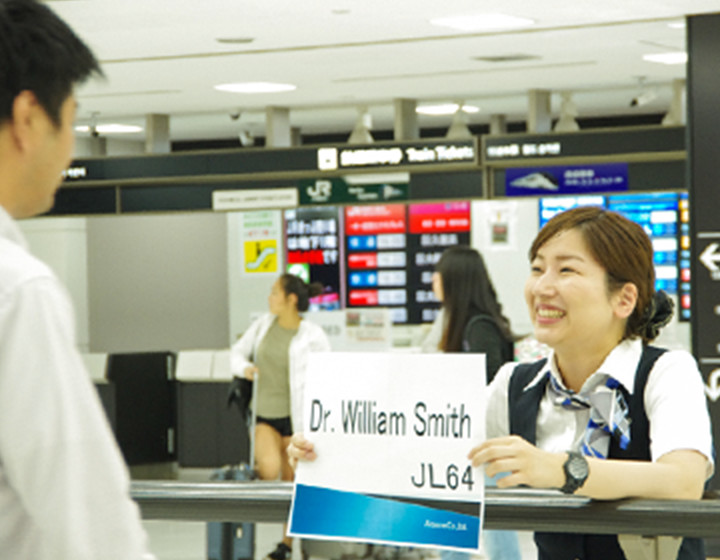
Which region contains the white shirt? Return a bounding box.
[487,338,714,474]
[0,206,154,560]
[231,312,331,433]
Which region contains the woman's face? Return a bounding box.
[432,271,444,303]
[524,228,632,357]
[268,279,292,315]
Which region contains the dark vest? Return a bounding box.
[508,345,705,560]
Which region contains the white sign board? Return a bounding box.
[289,352,486,551]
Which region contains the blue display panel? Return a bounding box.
[538,195,606,228]
[539,191,689,321]
[678,192,691,321]
[607,192,679,296]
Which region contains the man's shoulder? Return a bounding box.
[0,237,54,297]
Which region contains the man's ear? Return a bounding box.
[614,282,638,319]
[9,91,42,152]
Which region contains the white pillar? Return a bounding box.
[265,106,291,147]
[145,113,170,153]
[662,78,686,126]
[527,89,552,133]
[489,114,507,135]
[393,98,419,140]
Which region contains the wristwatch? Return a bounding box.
[560,451,589,494]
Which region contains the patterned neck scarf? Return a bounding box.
[547,373,631,459]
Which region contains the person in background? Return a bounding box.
[473,206,713,559]
[431,245,522,560]
[432,245,516,381]
[231,273,331,560]
[0,1,154,558]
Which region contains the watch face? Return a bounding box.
[568,455,589,479]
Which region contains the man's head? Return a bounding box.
[0,0,101,126]
[0,0,101,217]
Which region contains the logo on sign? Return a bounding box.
[307,180,333,202]
[318,148,339,171]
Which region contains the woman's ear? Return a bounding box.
[287,292,299,310]
[614,282,638,319]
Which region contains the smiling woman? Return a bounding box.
[474,206,713,560]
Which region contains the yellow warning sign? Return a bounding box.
[244,240,277,273]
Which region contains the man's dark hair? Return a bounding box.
[0,0,101,126]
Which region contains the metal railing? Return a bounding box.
[131,480,720,539]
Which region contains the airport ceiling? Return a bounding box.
[50,0,720,144]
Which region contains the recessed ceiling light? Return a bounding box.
[642,52,687,65]
[74,124,143,134]
[416,103,480,116]
[668,21,686,29]
[215,37,255,45]
[214,82,297,94]
[430,13,534,32]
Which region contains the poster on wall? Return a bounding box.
[407,202,471,324]
[241,210,282,275]
[480,201,518,252]
[285,206,342,310]
[344,204,408,323]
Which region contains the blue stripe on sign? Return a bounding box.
[290,484,480,549]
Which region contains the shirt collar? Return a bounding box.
[0,205,29,251]
[523,338,644,395]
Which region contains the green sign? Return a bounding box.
[299,178,408,205]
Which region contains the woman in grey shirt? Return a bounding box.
[231,274,331,560]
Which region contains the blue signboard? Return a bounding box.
[506,163,629,197]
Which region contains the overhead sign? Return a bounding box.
[484,127,684,162]
[299,178,408,205]
[212,187,298,210]
[505,163,628,196]
[317,141,475,171]
[289,352,485,551]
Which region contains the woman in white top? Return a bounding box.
[231,273,330,560]
[471,206,713,559]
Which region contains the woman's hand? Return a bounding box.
[243,365,259,380]
[287,433,317,470]
[468,435,565,490]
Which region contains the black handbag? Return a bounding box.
[227,375,254,421]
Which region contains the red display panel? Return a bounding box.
[348,253,378,269]
[408,201,471,234]
[349,290,379,306]
[345,204,406,234]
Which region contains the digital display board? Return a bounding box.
[284,206,342,311]
[407,202,472,324]
[342,202,472,324]
[607,192,679,296]
[540,192,689,320]
[344,204,409,323]
[678,192,691,321]
[538,195,606,228]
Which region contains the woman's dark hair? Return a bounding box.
[279,273,323,313]
[435,245,515,352]
[0,0,102,126]
[530,206,672,342]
